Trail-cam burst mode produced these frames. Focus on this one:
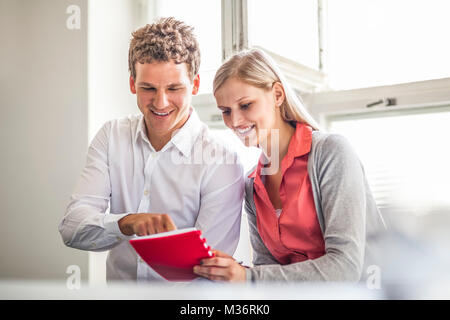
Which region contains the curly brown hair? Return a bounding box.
[128,17,201,82]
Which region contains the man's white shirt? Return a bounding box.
[59,107,244,282]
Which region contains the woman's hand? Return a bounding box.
[193,250,247,282]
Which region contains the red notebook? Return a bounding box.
[129,228,214,281]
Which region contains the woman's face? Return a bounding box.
[214,77,284,147]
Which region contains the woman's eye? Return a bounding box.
[241,103,251,109]
[221,110,230,115]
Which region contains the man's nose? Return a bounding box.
[154,90,169,109]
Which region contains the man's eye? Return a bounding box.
[221,110,230,115]
[241,103,251,109]
[142,87,155,91]
[169,87,181,91]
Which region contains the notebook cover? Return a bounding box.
[129,229,214,281]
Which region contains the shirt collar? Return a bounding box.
[134,107,202,157]
[135,116,148,144]
[169,107,203,157]
[286,122,313,159]
[248,156,262,179]
[247,122,313,179]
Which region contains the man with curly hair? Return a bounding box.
[59,17,244,282]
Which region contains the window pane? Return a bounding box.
[152,0,222,94]
[327,0,450,90]
[248,0,319,70]
[327,108,450,226]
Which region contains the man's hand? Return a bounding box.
[118,213,177,236]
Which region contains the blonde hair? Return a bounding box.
[213,48,320,131]
[128,17,201,81]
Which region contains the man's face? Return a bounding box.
[130,60,199,143]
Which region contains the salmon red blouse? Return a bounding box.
[248,123,326,264]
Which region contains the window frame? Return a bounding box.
[222,0,327,93]
[320,95,450,218]
[302,77,450,130]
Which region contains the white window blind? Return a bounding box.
[326,106,450,224]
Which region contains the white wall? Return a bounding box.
[0,0,89,280]
[88,0,148,139]
[0,0,149,283]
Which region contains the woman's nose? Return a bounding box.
[230,110,244,127]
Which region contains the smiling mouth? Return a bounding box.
[235,125,255,136]
[150,109,174,117]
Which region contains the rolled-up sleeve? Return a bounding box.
[58,121,131,252]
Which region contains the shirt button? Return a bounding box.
[91,242,96,248]
[116,236,121,241]
[143,190,149,196]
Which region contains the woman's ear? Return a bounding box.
[272,82,285,107]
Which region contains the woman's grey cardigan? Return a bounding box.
[244,131,387,282]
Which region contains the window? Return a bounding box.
[248,0,320,70]
[327,0,450,90]
[245,0,326,93]
[326,105,450,226]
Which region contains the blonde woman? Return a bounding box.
[193,48,386,282]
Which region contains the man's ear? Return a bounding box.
[130,76,137,94]
[191,74,200,95]
[272,82,285,107]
